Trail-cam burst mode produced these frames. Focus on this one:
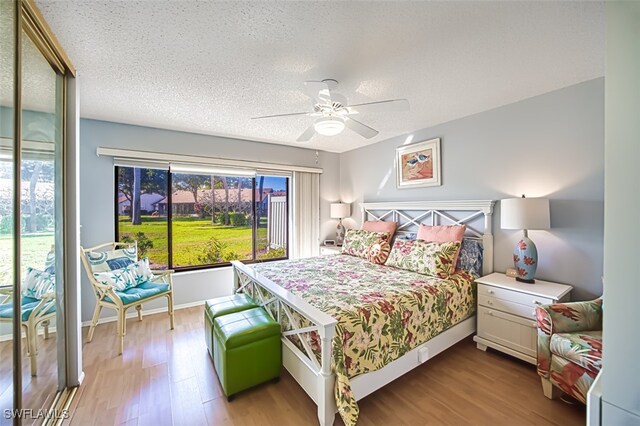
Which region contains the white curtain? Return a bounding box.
[291,171,320,259]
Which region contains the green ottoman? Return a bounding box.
[204,294,257,358]
[213,307,281,399]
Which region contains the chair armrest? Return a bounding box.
[0,286,12,304]
[536,299,602,378]
[151,270,174,289]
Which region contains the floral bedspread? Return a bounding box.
[251,254,476,426]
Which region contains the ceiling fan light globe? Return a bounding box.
[314,117,345,136]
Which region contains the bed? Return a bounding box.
[231,200,495,425]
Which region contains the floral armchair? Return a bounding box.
[536,299,603,403]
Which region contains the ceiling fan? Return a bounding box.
[252,79,409,142]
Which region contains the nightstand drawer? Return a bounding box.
[477,284,553,308]
[477,306,537,357]
[478,294,537,319]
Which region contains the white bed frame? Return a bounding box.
[231,200,495,425]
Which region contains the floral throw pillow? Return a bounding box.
[86,246,137,273]
[367,238,392,265]
[341,229,390,259]
[456,238,484,277]
[385,239,461,278]
[93,258,154,291]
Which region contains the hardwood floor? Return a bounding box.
[0,328,59,426]
[69,306,586,426]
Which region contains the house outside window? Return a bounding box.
[115,166,288,271]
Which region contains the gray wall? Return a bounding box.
[602,2,640,422]
[340,78,604,300]
[79,119,340,322]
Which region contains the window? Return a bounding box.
[115,166,288,271]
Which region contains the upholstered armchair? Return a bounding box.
[80,242,174,355]
[536,299,603,403]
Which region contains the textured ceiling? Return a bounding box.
[36,1,604,153]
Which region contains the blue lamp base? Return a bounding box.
[336,219,345,246]
[513,234,538,283]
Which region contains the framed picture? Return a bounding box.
[395,138,441,188]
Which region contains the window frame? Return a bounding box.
[114,166,290,272]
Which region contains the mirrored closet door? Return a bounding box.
[1,1,79,424]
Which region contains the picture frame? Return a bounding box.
[395,137,441,189]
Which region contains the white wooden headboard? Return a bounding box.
[360,200,496,276]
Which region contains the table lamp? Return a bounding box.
[501,195,550,283]
[330,202,351,246]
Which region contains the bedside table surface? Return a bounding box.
[476,272,572,301]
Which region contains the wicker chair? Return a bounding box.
[80,242,174,355]
[0,285,55,376]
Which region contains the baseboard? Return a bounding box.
[80,300,205,327]
[0,300,206,341]
[0,326,57,342]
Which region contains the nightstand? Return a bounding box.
[473,272,572,365]
[320,244,342,255]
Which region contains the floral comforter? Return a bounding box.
[251,254,476,426]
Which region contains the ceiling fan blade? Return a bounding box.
[303,81,332,104]
[345,117,379,139]
[296,125,316,142]
[252,111,310,120]
[347,98,410,114]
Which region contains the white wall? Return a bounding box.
[340,78,605,300]
[79,119,340,322]
[601,2,640,422]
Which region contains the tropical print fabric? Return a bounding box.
[457,238,484,277]
[536,299,603,404]
[21,267,55,300]
[341,229,390,259]
[93,258,154,291]
[251,255,475,426]
[385,239,460,278]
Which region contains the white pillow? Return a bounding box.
[21,267,55,300]
[93,258,154,291]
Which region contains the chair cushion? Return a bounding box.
[550,330,602,374]
[0,297,56,321]
[106,281,169,305]
[214,307,280,349]
[205,294,257,321]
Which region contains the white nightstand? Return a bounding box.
[320,244,342,255]
[473,272,572,365]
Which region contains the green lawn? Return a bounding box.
[119,215,272,268]
[0,216,278,283]
[0,233,54,284]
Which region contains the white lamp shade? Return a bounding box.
[330,203,351,219]
[501,197,550,230]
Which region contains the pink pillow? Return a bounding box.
[362,221,398,238]
[417,224,466,268]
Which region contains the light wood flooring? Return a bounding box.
[68,306,586,426]
[0,328,59,426]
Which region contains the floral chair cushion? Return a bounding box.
[0,296,56,321]
[550,331,602,374]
